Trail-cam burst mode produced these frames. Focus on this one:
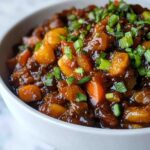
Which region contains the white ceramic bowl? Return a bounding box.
[0,0,150,150]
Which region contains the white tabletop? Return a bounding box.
[0,0,65,149]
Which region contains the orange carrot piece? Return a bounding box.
[18,50,31,66]
[86,73,105,106]
[109,52,130,77]
[18,85,41,102]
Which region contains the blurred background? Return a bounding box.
[0,0,64,149]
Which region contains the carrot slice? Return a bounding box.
[86,73,105,106]
[18,85,41,102]
[18,50,31,66]
[109,52,130,77]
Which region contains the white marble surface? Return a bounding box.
[0,0,65,149]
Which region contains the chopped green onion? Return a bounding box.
[108,15,119,27]
[75,67,84,75]
[146,70,150,77]
[66,77,75,85]
[105,93,114,100]
[99,58,111,71]
[142,11,150,21]
[119,2,130,12]
[64,46,73,60]
[134,53,142,68]
[78,76,91,84]
[94,7,103,22]
[114,32,124,39]
[138,67,147,76]
[131,27,138,37]
[112,104,121,117]
[88,12,95,20]
[106,25,114,34]
[116,23,121,32]
[78,19,85,24]
[108,2,116,12]
[119,32,133,49]
[87,24,91,31]
[44,73,53,86]
[60,35,67,41]
[34,42,42,51]
[53,67,61,80]
[136,45,145,56]
[113,82,127,93]
[76,93,87,102]
[69,20,81,31]
[74,38,84,52]
[127,13,137,23]
[18,45,28,51]
[68,14,76,20]
[144,50,150,63]
[67,34,78,42]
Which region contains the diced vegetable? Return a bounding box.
[44,73,53,86]
[124,105,150,123]
[113,82,127,93]
[108,15,119,27]
[76,93,87,102]
[66,77,75,85]
[18,50,31,66]
[58,83,85,102]
[109,52,130,77]
[58,55,78,78]
[18,85,41,102]
[40,103,66,118]
[34,42,55,64]
[77,53,92,72]
[64,46,73,60]
[78,76,91,84]
[74,38,84,52]
[127,13,137,23]
[133,90,150,104]
[75,67,84,75]
[105,92,121,102]
[86,73,105,106]
[34,42,42,51]
[98,58,111,71]
[45,27,67,47]
[144,50,150,62]
[142,11,150,21]
[112,104,121,117]
[53,67,61,80]
[119,32,133,49]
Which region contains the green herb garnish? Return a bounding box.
[112,104,121,117]
[34,42,42,51]
[99,58,111,71]
[64,46,73,59]
[113,82,127,93]
[75,67,84,75]
[78,76,91,84]
[76,93,87,102]
[144,50,150,63]
[44,73,53,86]
[74,38,84,52]
[119,32,133,49]
[66,77,75,85]
[108,15,119,27]
[53,67,61,80]
[127,13,137,23]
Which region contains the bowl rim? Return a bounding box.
[1,0,150,135]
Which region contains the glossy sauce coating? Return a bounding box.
[8,1,150,129]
